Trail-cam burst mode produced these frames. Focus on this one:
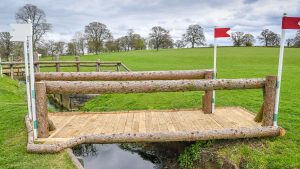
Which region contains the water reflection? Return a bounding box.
[73,144,159,169]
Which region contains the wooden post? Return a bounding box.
[202,71,213,113]
[35,82,49,138]
[9,57,13,79]
[34,52,40,72]
[75,56,80,72]
[262,76,277,126]
[116,63,120,72]
[96,59,100,72]
[55,54,60,72]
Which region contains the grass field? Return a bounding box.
[41,47,300,168]
[1,47,299,168]
[0,77,75,169]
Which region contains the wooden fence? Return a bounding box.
[0,60,130,79]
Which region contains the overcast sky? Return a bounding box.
[0,0,299,45]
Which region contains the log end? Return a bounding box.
[279,127,286,137]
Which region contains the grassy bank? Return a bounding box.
[0,76,75,169]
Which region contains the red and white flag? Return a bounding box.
[282,16,300,29]
[214,28,230,38]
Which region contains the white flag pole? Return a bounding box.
[24,37,32,120]
[274,13,287,127]
[27,20,38,138]
[212,28,217,113]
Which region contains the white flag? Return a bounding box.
[10,24,32,42]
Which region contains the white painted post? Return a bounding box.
[24,37,32,119]
[274,13,287,127]
[27,20,38,138]
[0,57,2,77]
[212,33,217,113]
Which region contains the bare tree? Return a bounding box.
[73,31,86,55]
[67,41,77,55]
[182,24,205,48]
[45,40,56,57]
[257,29,280,47]
[15,4,51,50]
[174,40,186,48]
[286,39,294,47]
[0,32,14,61]
[231,32,245,46]
[293,30,300,47]
[84,22,112,54]
[148,26,173,50]
[54,41,65,55]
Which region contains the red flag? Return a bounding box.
[214,28,230,38]
[282,16,300,29]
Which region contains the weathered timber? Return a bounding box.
[35,82,50,138]
[262,76,277,126]
[203,71,213,113]
[26,125,283,153]
[35,70,210,81]
[48,119,56,131]
[45,78,265,94]
[96,59,100,72]
[75,56,80,72]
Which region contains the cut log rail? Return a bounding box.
[35,70,211,81]
[44,78,265,94]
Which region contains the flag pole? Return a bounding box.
[212,27,217,113]
[274,13,287,127]
[24,37,32,120]
[28,20,38,138]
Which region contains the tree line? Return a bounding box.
[1,4,300,61]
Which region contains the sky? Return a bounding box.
[0,0,299,46]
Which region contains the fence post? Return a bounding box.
[34,52,40,72]
[262,76,277,126]
[55,54,60,72]
[202,71,213,113]
[35,82,49,138]
[96,59,100,72]
[75,56,80,72]
[9,57,13,79]
[116,63,120,72]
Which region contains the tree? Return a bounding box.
[148,26,173,50]
[231,32,245,46]
[293,30,300,47]
[44,40,56,57]
[73,32,86,55]
[54,41,65,55]
[286,38,294,47]
[67,41,76,55]
[182,24,205,48]
[243,34,255,46]
[257,29,280,47]
[15,4,51,50]
[84,22,112,54]
[174,40,186,48]
[0,32,14,60]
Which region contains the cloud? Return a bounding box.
[0,0,299,45]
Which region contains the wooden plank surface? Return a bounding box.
[43,107,261,143]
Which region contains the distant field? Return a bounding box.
[42,47,300,168]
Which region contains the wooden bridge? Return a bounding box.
[25,70,284,153]
[0,59,130,79]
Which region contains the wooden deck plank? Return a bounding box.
[43,107,262,144]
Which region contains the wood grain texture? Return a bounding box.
[35,70,210,81]
[45,78,265,94]
[262,76,277,126]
